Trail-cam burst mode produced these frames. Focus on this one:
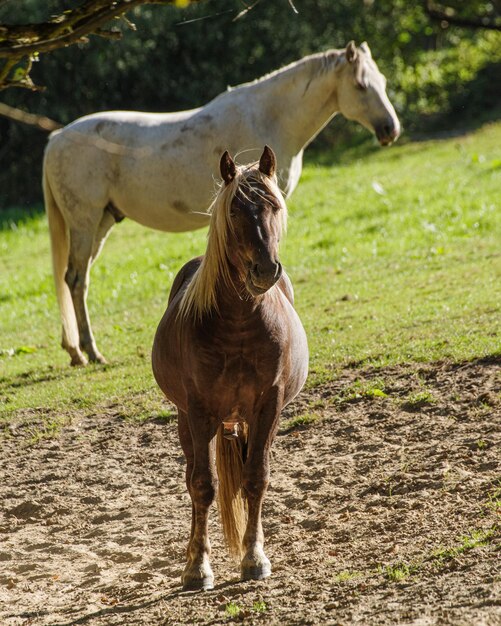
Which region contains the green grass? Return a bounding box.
[332,526,498,586]
[486,483,501,512]
[401,389,436,410]
[332,570,364,583]
[429,528,499,564]
[1,122,500,427]
[380,563,417,582]
[224,601,242,618]
[282,412,322,431]
[252,600,268,613]
[222,600,268,619]
[337,378,389,402]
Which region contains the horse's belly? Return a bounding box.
[280,302,309,406]
[199,319,307,416]
[112,186,211,232]
[284,328,309,406]
[124,203,211,232]
[110,155,217,232]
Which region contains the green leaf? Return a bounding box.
[369,388,388,398]
[15,345,37,354]
[12,67,27,81]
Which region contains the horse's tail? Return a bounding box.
[215,423,248,559]
[42,155,79,351]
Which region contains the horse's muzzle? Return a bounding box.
[247,261,282,296]
[376,119,400,146]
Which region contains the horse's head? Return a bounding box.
[220,146,286,297]
[336,41,400,146]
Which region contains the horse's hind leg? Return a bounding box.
[181,403,218,591]
[92,209,115,263]
[66,226,106,364]
[240,393,281,581]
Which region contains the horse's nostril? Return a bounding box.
[384,124,392,136]
[251,261,281,283]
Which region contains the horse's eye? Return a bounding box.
[267,199,281,213]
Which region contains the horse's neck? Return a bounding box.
[211,266,264,320]
[250,52,342,154]
[185,255,255,322]
[216,270,253,316]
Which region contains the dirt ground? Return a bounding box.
[1,358,500,626]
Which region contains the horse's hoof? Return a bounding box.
[241,562,272,581]
[181,575,214,592]
[89,352,107,365]
[69,352,88,366]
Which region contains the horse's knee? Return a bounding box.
[242,475,269,500]
[190,474,217,508]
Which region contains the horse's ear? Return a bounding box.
[220,150,237,185]
[258,145,276,178]
[345,40,358,63]
[360,41,372,58]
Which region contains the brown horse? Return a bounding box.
[152,146,308,590]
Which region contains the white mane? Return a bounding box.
[223,49,344,95]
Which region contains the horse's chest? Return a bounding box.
[193,324,282,411]
[199,332,280,379]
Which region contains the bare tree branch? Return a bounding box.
[424,1,501,31]
[0,102,62,131]
[0,0,200,90]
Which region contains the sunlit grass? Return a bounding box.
[1,122,500,426]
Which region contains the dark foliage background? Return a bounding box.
[0,0,500,209]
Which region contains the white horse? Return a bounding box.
[43,41,400,366]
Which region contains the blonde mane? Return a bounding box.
[178,163,287,322]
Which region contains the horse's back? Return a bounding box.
[44,108,202,169]
[59,108,200,135]
[167,257,203,306]
[154,255,202,341]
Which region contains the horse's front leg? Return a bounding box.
[241,389,282,581]
[182,406,218,591]
[177,411,195,557]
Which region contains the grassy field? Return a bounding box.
[1,121,500,432]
